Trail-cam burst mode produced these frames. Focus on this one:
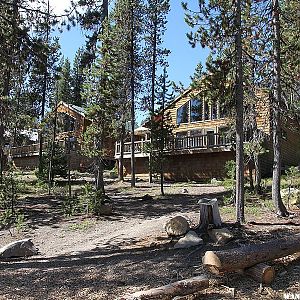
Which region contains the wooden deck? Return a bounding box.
[115,133,231,159]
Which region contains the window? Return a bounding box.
[176,102,189,124]
[211,101,218,120]
[190,98,203,122]
[204,102,210,120]
[219,103,226,118]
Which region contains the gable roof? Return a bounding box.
[165,87,193,110]
[57,101,86,118]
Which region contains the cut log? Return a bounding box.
[202,233,300,274]
[244,263,275,284]
[119,276,209,300]
[197,198,222,232]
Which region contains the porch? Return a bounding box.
[115,132,231,159]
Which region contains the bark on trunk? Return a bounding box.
[244,263,275,284]
[202,233,300,274]
[148,1,158,185]
[254,153,262,194]
[235,0,245,224]
[48,98,58,194]
[130,4,136,188]
[38,0,50,175]
[118,124,125,182]
[271,0,288,217]
[119,276,209,300]
[197,198,222,232]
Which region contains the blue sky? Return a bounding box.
[56,0,209,88]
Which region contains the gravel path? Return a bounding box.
[0,181,299,299]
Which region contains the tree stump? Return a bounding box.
[197,198,222,232]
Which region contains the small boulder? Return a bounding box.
[141,194,153,201]
[174,231,203,249]
[0,239,38,258]
[99,204,113,216]
[208,228,234,245]
[165,216,189,236]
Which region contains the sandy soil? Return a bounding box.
[0,180,299,299]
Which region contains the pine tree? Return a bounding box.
[57,58,72,103]
[151,67,173,195]
[71,48,85,106]
[183,0,246,223]
[143,0,170,183]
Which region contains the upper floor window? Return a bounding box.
[176,97,226,125]
[204,101,210,120]
[211,101,218,119]
[190,98,203,122]
[177,102,189,124]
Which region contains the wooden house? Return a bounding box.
[7,102,115,171]
[115,88,300,181]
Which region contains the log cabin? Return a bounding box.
[6,101,115,171]
[115,88,300,181]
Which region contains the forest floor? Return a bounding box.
[0,175,300,299]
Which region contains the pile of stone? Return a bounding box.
[164,215,233,249]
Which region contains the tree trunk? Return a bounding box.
[249,163,254,191]
[202,233,300,274]
[130,4,136,188]
[254,153,262,194]
[244,263,275,284]
[271,0,288,217]
[118,124,125,182]
[48,98,58,194]
[235,0,245,224]
[95,157,105,194]
[38,0,50,175]
[148,1,158,185]
[120,276,209,300]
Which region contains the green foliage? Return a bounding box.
[285,166,300,188]
[36,143,68,182]
[68,220,95,231]
[0,170,26,230]
[225,160,236,181]
[78,183,105,215]
[62,196,80,216]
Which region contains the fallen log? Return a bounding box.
[244,263,275,284]
[202,233,300,274]
[119,276,209,300]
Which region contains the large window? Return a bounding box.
[211,101,218,119]
[176,98,224,124]
[176,102,189,124]
[204,102,210,120]
[190,98,203,122]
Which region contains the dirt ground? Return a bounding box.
[0,180,300,300]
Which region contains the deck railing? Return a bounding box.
[5,140,77,157]
[115,133,231,156]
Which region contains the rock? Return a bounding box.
[208,228,234,245]
[99,204,113,215]
[182,188,188,194]
[141,194,153,201]
[174,231,203,249]
[281,188,300,205]
[0,239,38,258]
[165,216,189,237]
[211,178,222,185]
